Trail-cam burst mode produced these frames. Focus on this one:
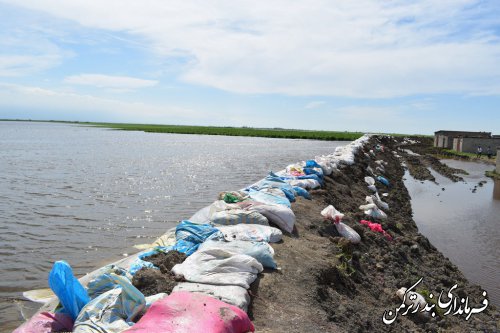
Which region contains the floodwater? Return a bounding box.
[404,159,500,307]
[0,121,345,331]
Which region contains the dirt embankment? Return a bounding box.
[249,136,498,332]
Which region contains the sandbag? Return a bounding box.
[172,248,263,289]
[241,202,295,233]
[321,205,360,244]
[247,189,291,207]
[199,239,277,269]
[293,186,311,200]
[210,209,269,226]
[288,178,321,190]
[74,274,146,333]
[174,221,220,255]
[13,312,73,333]
[48,261,90,320]
[124,291,255,333]
[218,191,249,203]
[359,197,387,219]
[216,224,283,243]
[364,176,377,192]
[173,283,250,311]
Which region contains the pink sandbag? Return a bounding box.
[124,291,255,333]
[13,312,73,333]
[360,220,392,240]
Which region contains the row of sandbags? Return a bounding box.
[15,135,372,333]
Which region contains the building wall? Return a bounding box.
[461,138,500,155]
[453,138,464,152]
[497,148,500,174]
[435,135,451,148]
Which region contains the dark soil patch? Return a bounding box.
[249,135,498,332]
[132,251,186,296]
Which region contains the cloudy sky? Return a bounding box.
[0,0,499,134]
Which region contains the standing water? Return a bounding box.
[404,159,500,307]
[0,121,345,331]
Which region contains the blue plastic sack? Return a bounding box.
[376,176,390,187]
[175,221,220,256]
[305,160,321,168]
[280,188,296,202]
[293,186,311,200]
[303,167,324,178]
[49,261,90,320]
[129,248,171,276]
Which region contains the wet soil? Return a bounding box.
[132,251,186,296]
[249,135,498,332]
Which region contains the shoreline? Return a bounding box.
[14,135,498,332]
[0,119,364,142]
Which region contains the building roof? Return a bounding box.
[434,130,491,138]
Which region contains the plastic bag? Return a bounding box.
[360,220,392,240]
[48,260,90,320]
[210,209,269,226]
[13,312,73,333]
[175,221,221,255]
[320,205,360,243]
[247,189,291,207]
[359,197,387,219]
[242,202,295,233]
[199,239,277,269]
[74,273,146,333]
[173,283,250,312]
[320,205,344,224]
[364,176,377,192]
[371,193,389,210]
[377,176,390,187]
[123,291,255,333]
[293,186,311,200]
[172,248,263,289]
[335,222,361,244]
[216,224,282,243]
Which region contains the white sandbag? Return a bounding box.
[289,178,321,190]
[198,239,277,269]
[321,205,360,244]
[320,205,344,223]
[173,283,250,312]
[359,197,387,219]
[246,203,295,233]
[210,209,269,226]
[371,193,389,210]
[188,205,212,224]
[364,176,377,192]
[216,224,282,243]
[171,248,263,289]
[335,222,361,244]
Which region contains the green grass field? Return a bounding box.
[78,122,364,141]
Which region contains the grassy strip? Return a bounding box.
[79,122,364,141]
[485,170,500,180]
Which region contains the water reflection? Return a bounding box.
[405,159,500,308]
[493,179,500,200]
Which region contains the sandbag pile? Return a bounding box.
[17,135,373,332]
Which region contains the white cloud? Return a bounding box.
[0,82,200,122]
[3,0,500,97]
[305,101,326,109]
[64,74,158,91]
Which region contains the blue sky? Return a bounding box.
[0,0,499,134]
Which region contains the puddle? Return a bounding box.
[404,160,500,307]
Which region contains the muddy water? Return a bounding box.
[404,160,500,307]
[0,121,345,331]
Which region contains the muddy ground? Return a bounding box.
[249,136,498,332]
[129,135,498,332]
